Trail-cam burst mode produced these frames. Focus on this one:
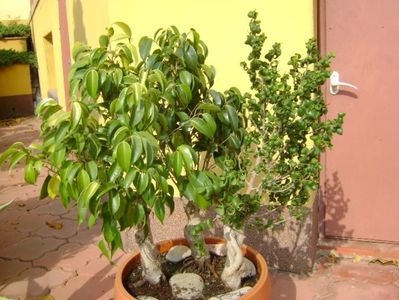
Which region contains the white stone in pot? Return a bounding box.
[208,286,252,300]
[169,273,204,299]
[137,296,158,300]
[239,257,256,278]
[206,243,227,256]
[165,245,192,263]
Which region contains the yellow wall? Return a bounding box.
[0,37,32,97]
[66,0,109,51]
[0,0,30,21]
[108,0,315,91]
[0,64,32,97]
[0,37,27,51]
[31,0,67,108]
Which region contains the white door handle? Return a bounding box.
[329,71,358,95]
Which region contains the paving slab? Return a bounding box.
[0,236,65,261]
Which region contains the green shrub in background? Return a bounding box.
[0,22,31,38]
[0,49,37,68]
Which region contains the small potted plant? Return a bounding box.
[0,11,344,300]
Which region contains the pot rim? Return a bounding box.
[114,236,270,300]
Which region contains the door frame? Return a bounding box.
[316,0,332,240]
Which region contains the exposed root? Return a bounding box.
[132,279,146,288]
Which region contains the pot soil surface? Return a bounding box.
[124,253,259,299]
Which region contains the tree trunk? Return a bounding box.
[221,225,246,290]
[123,226,164,285]
[183,199,210,268]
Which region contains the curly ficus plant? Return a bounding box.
[0,11,345,293]
[211,11,346,289]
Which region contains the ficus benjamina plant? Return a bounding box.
[0,11,344,291]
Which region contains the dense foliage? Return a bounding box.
[0,22,31,38]
[0,49,37,68]
[243,11,344,223]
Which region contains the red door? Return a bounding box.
[320,0,399,243]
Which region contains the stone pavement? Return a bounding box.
[0,117,398,300]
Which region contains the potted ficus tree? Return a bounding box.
[0,11,345,300]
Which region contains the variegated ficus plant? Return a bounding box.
[0,12,344,290]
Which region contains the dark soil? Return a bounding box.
[124,253,259,300]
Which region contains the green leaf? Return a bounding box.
[48,175,61,199]
[132,101,145,127]
[97,182,117,199]
[190,117,216,139]
[40,175,51,199]
[112,22,132,39]
[24,160,38,184]
[131,134,143,163]
[203,64,216,83]
[85,69,99,98]
[149,69,166,92]
[172,151,183,176]
[51,147,66,168]
[111,193,121,214]
[123,169,137,189]
[109,162,122,182]
[103,217,117,243]
[79,181,100,207]
[154,198,165,223]
[77,169,90,193]
[195,194,211,209]
[176,84,192,107]
[198,103,221,112]
[66,163,82,183]
[139,36,153,59]
[177,145,197,172]
[138,172,150,194]
[98,240,111,260]
[71,101,82,130]
[87,161,98,180]
[225,104,239,129]
[8,151,27,171]
[88,214,97,228]
[185,44,198,70]
[117,141,132,172]
[179,71,193,87]
[131,204,145,226]
[0,147,17,168]
[99,34,109,48]
[44,110,69,129]
[202,113,216,137]
[142,137,154,166]
[111,126,129,146]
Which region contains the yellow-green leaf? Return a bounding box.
[117,141,132,172]
[48,175,61,199]
[85,69,99,98]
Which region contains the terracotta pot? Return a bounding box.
[114,237,272,300]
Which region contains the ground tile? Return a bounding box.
[0,229,29,247]
[77,250,124,278]
[35,243,101,272]
[331,260,396,285]
[12,213,58,234]
[34,218,79,239]
[0,259,31,284]
[30,199,69,216]
[0,236,64,261]
[333,280,399,300]
[68,223,103,245]
[50,274,114,300]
